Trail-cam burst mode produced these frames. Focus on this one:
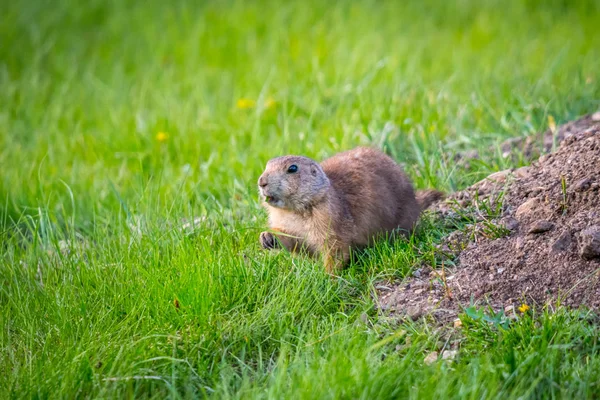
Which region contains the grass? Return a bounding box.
[1,0,600,398]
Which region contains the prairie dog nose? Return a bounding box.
[258,176,268,188]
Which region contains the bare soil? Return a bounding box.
[377,112,600,322]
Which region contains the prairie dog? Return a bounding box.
[257,146,442,273]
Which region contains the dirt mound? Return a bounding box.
[455,112,600,165]
[378,113,600,322]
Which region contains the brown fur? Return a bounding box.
[415,189,445,211]
[258,146,442,274]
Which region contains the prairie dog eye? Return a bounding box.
[287,164,298,173]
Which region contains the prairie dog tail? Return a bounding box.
[415,189,445,211]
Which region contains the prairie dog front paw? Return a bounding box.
[260,231,278,249]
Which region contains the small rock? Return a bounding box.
[473,182,493,196]
[406,306,424,320]
[528,220,554,234]
[486,169,512,183]
[574,177,593,192]
[551,230,572,253]
[453,319,463,328]
[504,305,515,313]
[578,226,600,260]
[424,351,439,365]
[501,216,519,231]
[497,267,505,274]
[516,198,540,218]
[514,166,531,178]
[441,350,458,361]
[430,270,443,279]
[591,111,600,122]
[414,289,425,295]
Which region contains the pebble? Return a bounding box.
[574,177,593,192]
[514,166,531,178]
[486,169,512,183]
[551,230,572,253]
[516,198,540,218]
[579,226,600,260]
[424,351,438,365]
[528,220,554,234]
[502,216,519,231]
[406,306,424,320]
[441,350,458,361]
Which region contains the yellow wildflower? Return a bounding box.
[264,97,277,109]
[236,98,256,109]
[156,132,168,142]
[548,115,556,133]
[518,303,530,313]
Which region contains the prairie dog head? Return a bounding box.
[258,155,330,211]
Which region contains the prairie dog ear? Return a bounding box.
[310,164,318,176]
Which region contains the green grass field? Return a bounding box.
[2,0,600,398]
